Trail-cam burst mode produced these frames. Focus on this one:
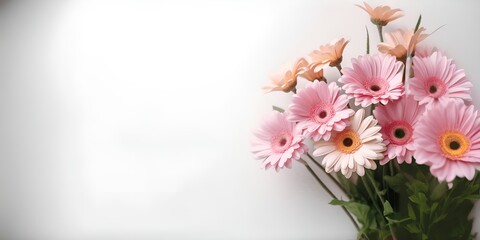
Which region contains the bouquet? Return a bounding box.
[251,2,480,240]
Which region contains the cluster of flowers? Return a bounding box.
[251,2,480,183]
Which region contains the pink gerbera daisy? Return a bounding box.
[373,95,425,165]
[339,54,404,107]
[288,81,354,141]
[251,111,308,171]
[407,52,472,107]
[414,100,480,182]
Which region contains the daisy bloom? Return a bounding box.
[339,54,404,107]
[262,58,308,93]
[414,100,480,182]
[373,95,425,165]
[356,2,403,26]
[378,28,429,61]
[407,52,472,107]
[251,111,308,171]
[298,65,325,82]
[288,81,354,141]
[414,45,441,58]
[309,38,349,69]
[313,109,386,178]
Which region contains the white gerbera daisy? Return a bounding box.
[312,109,386,178]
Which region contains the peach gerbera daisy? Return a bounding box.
[251,111,308,171]
[407,52,472,107]
[263,58,308,93]
[356,2,403,26]
[378,28,429,61]
[298,65,325,82]
[313,109,386,178]
[309,38,349,69]
[414,100,480,182]
[339,54,404,107]
[373,95,425,165]
[288,81,354,141]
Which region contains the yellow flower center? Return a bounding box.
[334,129,361,154]
[439,131,470,159]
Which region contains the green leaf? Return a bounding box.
[405,223,421,234]
[430,202,439,213]
[383,200,393,216]
[465,194,480,200]
[329,199,371,226]
[272,105,285,113]
[422,234,428,240]
[431,182,448,201]
[386,216,410,224]
[407,203,416,221]
[414,14,422,32]
[384,174,406,193]
[408,180,429,193]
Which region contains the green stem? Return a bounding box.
[366,171,397,240]
[377,25,384,42]
[360,176,382,214]
[394,161,415,182]
[305,152,349,197]
[304,163,360,231]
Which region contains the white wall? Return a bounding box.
[0,0,479,239]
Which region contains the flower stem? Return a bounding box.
[336,64,343,76]
[304,163,360,231]
[360,176,382,214]
[377,25,384,42]
[305,152,349,197]
[366,171,397,240]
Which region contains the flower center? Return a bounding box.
[365,78,389,96]
[425,77,447,98]
[394,128,406,138]
[318,110,327,119]
[384,121,413,145]
[311,103,334,123]
[334,129,361,154]
[370,85,381,92]
[271,132,293,153]
[439,131,470,159]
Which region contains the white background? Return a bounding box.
[0,0,479,239]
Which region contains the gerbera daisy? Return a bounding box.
[309,38,349,69]
[356,2,403,26]
[414,45,441,58]
[373,95,425,165]
[251,111,308,171]
[262,58,308,93]
[414,100,480,182]
[407,52,472,107]
[378,28,429,61]
[339,54,404,107]
[313,109,386,178]
[298,65,325,82]
[288,81,354,141]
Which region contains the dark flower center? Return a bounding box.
[429,85,438,94]
[370,85,381,92]
[318,110,327,119]
[449,141,460,150]
[279,138,287,146]
[343,138,353,147]
[394,128,406,139]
